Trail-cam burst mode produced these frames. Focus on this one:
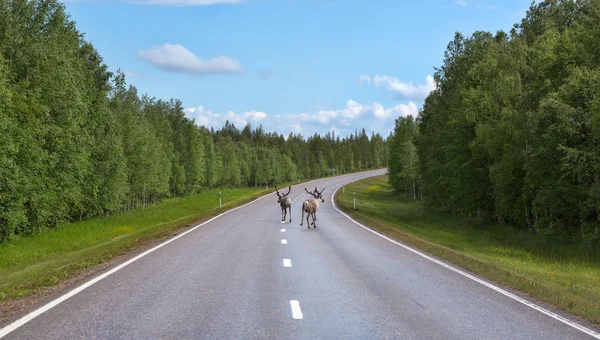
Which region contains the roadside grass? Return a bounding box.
[0,169,379,314]
[335,175,600,325]
[0,187,268,306]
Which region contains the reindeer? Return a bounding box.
[275,186,292,223]
[300,187,325,228]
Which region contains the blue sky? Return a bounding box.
[63,0,534,138]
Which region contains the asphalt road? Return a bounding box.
[1,169,599,339]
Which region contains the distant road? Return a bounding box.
[1,169,598,339]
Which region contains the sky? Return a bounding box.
[62,0,536,138]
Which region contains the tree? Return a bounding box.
[0,0,392,241]
[388,116,421,199]
[414,0,600,238]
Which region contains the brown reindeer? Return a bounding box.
[275,186,292,223]
[300,187,325,228]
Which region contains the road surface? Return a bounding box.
[1,169,598,339]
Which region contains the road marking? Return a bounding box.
[290,300,303,319]
[283,259,292,267]
[331,184,600,340]
[0,171,379,339]
[0,187,290,339]
[281,228,286,232]
[281,239,287,244]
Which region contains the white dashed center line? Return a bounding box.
[290,300,303,319]
[281,239,287,244]
[283,259,292,267]
[281,228,286,232]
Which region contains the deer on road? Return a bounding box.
[275,186,292,223]
[300,187,325,228]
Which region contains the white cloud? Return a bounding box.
[185,99,419,138]
[289,123,303,133]
[285,100,365,125]
[362,75,435,100]
[358,75,371,85]
[137,43,243,75]
[128,0,242,6]
[456,0,467,6]
[394,101,419,118]
[245,110,268,121]
[370,102,418,120]
[185,106,266,129]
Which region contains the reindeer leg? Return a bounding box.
[300,206,304,226]
[312,212,317,228]
[288,206,292,222]
[282,207,286,223]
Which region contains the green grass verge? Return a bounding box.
[0,187,270,305]
[335,175,600,325]
[0,169,375,312]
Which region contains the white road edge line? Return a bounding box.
[0,173,368,339]
[331,184,600,339]
[290,300,303,319]
[283,259,292,267]
[0,192,278,339]
[281,239,287,244]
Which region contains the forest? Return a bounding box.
[0,0,387,242]
[388,0,600,240]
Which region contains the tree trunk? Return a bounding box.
[412,180,416,200]
[525,195,532,231]
[580,206,585,239]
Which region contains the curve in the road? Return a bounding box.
[330,184,600,340]
[1,169,599,339]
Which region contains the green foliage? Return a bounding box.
[0,187,263,302]
[401,0,600,239]
[0,0,388,242]
[387,116,421,200]
[336,175,600,324]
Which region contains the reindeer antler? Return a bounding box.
[305,188,317,197]
[281,186,291,197]
[316,187,324,195]
[275,186,281,197]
